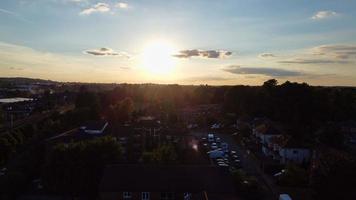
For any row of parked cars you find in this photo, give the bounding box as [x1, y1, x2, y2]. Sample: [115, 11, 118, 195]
[200, 133, 241, 169]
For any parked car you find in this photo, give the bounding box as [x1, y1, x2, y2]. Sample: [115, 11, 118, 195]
[208, 134, 214, 142]
[218, 163, 229, 167]
[274, 169, 286, 177]
[208, 150, 224, 158]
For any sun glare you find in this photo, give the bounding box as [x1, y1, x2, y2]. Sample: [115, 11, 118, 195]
[141, 40, 177, 76]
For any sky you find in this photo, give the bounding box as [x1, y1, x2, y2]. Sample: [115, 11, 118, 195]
[1, 0, 356, 86]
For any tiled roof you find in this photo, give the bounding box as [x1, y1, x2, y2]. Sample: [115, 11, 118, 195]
[99, 165, 235, 193]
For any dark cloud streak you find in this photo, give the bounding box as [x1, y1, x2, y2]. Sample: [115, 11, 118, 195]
[222, 65, 304, 77]
[84, 47, 130, 58]
[173, 49, 232, 59]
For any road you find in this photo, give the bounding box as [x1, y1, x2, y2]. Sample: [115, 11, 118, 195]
[191, 130, 278, 199]
[45, 127, 79, 141]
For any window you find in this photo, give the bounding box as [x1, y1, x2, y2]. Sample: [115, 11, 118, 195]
[123, 192, 132, 199]
[142, 192, 150, 200]
[161, 192, 174, 200]
[183, 193, 192, 200]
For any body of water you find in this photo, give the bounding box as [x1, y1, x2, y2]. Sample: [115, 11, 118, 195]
[0, 98, 33, 103]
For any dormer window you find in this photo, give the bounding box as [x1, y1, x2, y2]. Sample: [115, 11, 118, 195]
[142, 192, 150, 200]
[123, 192, 132, 199]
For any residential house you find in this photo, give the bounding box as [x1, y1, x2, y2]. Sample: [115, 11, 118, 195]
[278, 138, 311, 164]
[253, 122, 311, 164]
[99, 165, 236, 200]
[253, 123, 283, 159]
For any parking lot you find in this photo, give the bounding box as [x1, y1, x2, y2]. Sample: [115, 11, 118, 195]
[199, 133, 242, 171]
[191, 130, 278, 199]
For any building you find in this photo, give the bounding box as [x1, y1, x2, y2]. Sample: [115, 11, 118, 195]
[99, 165, 236, 200]
[252, 121, 311, 164]
[253, 123, 283, 159]
[278, 139, 311, 164]
[80, 120, 108, 134]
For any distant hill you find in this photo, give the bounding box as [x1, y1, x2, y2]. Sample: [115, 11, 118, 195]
[0, 77, 57, 85]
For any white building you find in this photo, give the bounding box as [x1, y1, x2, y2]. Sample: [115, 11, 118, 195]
[80, 121, 108, 134]
[276, 137, 311, 164]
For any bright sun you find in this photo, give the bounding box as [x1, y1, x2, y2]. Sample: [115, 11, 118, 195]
[142, 40, 177, 76]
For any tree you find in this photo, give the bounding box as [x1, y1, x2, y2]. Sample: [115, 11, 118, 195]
[42, 136, 122, 196]
[231, 170, 265, 200]
[317, 123, 345, 149]
[262, 79, 278, 88]
[0, 137, 13, 165]
[277, 164, 308, 187]
[108, 97, 134, 123]
[0, 108, 4, 126]
[152, 144, 178, 163]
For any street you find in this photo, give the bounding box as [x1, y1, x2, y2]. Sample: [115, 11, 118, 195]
[191, 130, 278, 199]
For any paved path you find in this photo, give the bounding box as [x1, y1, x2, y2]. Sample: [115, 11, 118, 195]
[45, 127, 78, 141]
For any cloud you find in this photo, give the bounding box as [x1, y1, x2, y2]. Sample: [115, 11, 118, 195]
[79, 3, 110, 15]
[222, 65, 305, 77]
[311, 10, 338, 20]
[173, 49, 232, 59]
[9, 67, 24, 70]
[84, 47, 130, 58]
[278, 58, 350, 64]
[182, 76, 232, 82]
[278, 44, 356, 65]
[0, 8, 31, 23]
[116, 2, 128, 9]
[259, 53, 276, 58]
[311, 45, 356, 59]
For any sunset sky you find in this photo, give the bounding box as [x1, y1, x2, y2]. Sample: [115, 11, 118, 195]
[1, 0, 356, 85]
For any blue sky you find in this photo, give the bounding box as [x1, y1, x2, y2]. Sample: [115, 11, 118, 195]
[1, 0, 356, 85]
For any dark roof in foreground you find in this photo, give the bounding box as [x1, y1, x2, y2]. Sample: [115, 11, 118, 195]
[99, 165, 235, 193]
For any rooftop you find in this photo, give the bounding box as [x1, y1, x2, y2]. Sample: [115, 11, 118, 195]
[100, 165, 235, 194]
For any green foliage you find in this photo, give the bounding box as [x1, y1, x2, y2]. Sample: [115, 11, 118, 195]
[224, 79, 356, 141]
[231, 170, 265, 200]
[0, 137, 13, 165]
[0, 108, 4, 126]
[278, 164, 308, 187]
[311, 151, 356, 200]
[42, 136, 122, 195]
[108, 97, 134, 123]
[141, 151, 154, 163]
[152, 144, 178, 163]
[0, 170, 27, 196]
[317, 123, 346, 149]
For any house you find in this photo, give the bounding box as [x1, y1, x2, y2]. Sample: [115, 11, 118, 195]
[99, 165, 236, 200]
[278, 138, 311, 164]
[253, 123, 283, 159]
[252, 121, 311, 164]
[135, 116, 161, 136]
[80, 120, 108, 134]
